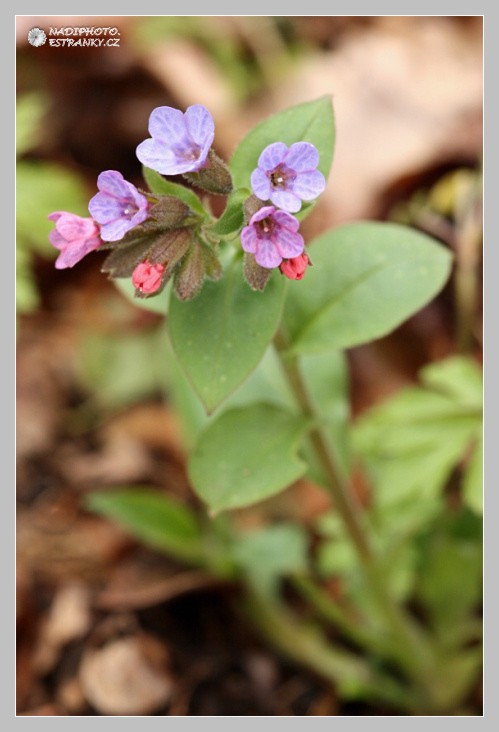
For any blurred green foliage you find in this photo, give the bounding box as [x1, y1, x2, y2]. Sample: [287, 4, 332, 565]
[16, 93, 89, 315]
[316, 355, 482, 635]
[76, 325, 170, 410]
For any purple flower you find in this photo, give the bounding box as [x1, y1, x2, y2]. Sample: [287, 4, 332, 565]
[241, 206, 304, 269]
[136, 105, 215, 176]
[250, 141, 326, 213]
[88, 170, 149, 242]
[48, 211, 101, 269]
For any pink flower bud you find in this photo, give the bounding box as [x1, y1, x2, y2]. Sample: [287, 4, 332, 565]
[279, 253, 310, 280]
[132, 261, 165, 294]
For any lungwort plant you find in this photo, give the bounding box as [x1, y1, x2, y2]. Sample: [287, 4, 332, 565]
[48, 97, 482, 714]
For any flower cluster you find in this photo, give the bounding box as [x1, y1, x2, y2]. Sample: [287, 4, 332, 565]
[242, 141, 325, 280]
[48, 103, 325, 297]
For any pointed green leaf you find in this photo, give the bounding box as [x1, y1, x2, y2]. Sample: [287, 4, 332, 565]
[142, 166, 208, 217]
[230, 97, 335, 192]
[169, 258, 286, 413]
[86, 488, 203, 562]
[286, 222, 452, 354]
[189, 404, 308, 511]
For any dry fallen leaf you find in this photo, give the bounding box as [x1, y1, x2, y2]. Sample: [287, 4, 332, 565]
[79, 634, 173, 715]
[32, 583, 92, 675]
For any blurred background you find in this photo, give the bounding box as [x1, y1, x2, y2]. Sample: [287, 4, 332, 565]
[16, 16, 483, 716]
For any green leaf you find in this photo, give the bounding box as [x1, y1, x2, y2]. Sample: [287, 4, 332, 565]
[420, 356, 482, 407]
[169, 257, 286, 413]
[353, 356, 482, 530]
[86, 488, 202, 562]
[285, 222, 452, 354]
[162, 343, 296, 453]
[188, 403, 308, 512]
[232, 524, 308, 596]
[113, 277, 172, 315]
[416, 510, 482, 641]
[230, 97, 335, 191]
[210, 189, 248, 237]
[463, 435, 483, 514]
[142, 166, 208, 217]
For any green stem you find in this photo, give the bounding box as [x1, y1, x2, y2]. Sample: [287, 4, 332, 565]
[238, 587, 420, 711]
[291, 574, 386, 656]
[273, 328, 435, 684]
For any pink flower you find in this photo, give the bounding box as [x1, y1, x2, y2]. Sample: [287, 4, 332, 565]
[279, 253, 310, 280]
[132, 261, 165, 294]
[240, 205, 304, 269]
[48, 211, 101, 269]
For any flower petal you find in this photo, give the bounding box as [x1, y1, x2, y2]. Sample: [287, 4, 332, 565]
[47, 211, 64, 223]
[273, 229, 304, 259]
[54, 235, 101, 269]
[255, 240, 282, 269]
[130, 208, 149, 229]
[250, 168, 271, 201]
[293, 170, 326, 200]
[48, 228, 66, 250]
[241, 225, 258, 253]
[249, 205, 275, 225]
[99, 218, 134, 242]
[258, 142, 288, 172]
[185, 104, 215, 148]
[273, 210, 300, 232]
[56, 214, 97, 240]
[96, 170, 130, 200]
[270, 189, 302, 213]
[284, 142, 319, 173]
[136, 138, 196, 175]
[148, 106, 187, 144]
[88, 192, 124, 225]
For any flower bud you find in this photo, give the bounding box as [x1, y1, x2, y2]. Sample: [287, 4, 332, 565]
[243, 252, 272, 291]
[132, 261, 165, 295]
[202, 243, 223, 281]
[101, 228, 192, 279]
[243, 194, 265, 223]
[173, 242, 206, 301]
[148, 195, 197, 229]
[279, 253, 310, 280]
